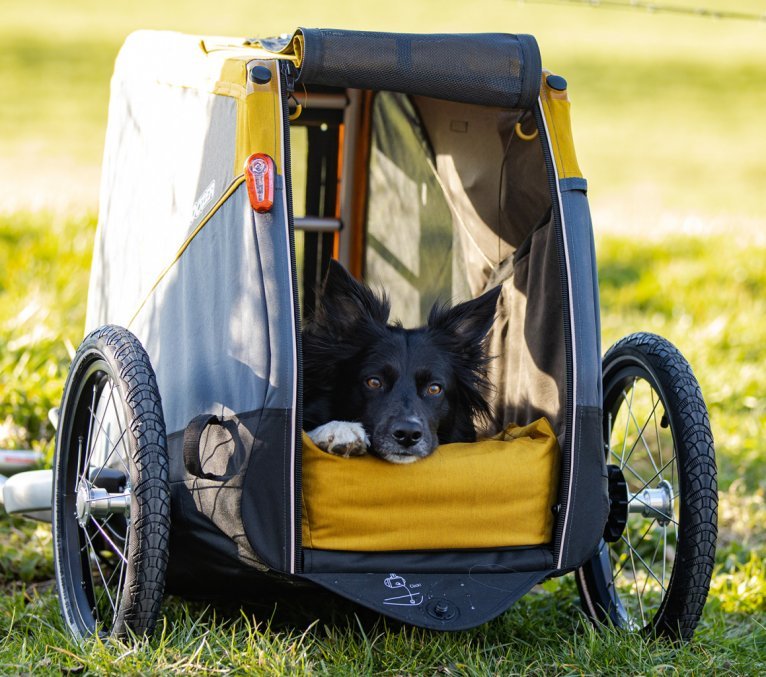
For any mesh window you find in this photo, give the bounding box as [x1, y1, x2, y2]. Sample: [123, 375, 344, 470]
[364, 92, 457, 326]
[296, 29, 541, 110]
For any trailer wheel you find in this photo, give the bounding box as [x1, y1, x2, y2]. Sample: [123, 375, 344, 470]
[52, 325, 170, 639]
[576, 333, 717, 641]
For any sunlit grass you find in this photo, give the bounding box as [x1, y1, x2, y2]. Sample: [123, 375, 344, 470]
[0, 212, 93, 448]
[1, 214, 764, 673]
[0, 554, 763, 674]
[597, 233, 766, 490]
[1, 1, 765, 671]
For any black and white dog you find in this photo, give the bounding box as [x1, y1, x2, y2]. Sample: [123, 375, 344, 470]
[302, 260, 501, 464]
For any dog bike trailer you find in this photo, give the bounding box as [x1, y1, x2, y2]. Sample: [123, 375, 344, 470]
[34, 27, 716, 640]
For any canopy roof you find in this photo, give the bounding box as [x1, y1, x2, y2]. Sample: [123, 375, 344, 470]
[261, 28, 542, 109]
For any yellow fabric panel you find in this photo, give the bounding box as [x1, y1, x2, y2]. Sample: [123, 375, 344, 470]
[301, 418, 560, 551]
[256, 29, 305, 67]
[540, 71, 583, 180]
[238, 78, 283, 175]
[198, 40, 284, 174]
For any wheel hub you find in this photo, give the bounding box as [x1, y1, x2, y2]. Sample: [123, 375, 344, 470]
[75, 478, 131, 526]
[629, 479, 674, 526]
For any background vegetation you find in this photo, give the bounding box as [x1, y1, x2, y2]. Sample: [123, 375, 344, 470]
[1, 0, 764, 673]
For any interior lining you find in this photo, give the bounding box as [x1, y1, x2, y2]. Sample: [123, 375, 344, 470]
[363, 93, 563, 438]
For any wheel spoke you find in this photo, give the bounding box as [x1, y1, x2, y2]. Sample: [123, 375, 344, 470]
[620, 534, 667, 594]
[113, 530, 131, 617]
[81, 382, 117, 482]
[81, 526, 118, 616]
[610, 449, 649, 488]
[88, 518, 129, 566]
[620, 379, 636, 467]
[89, 427, 129, 486]
[608, 517, 658, 584]
[84, 383, 98, 474]
[624, 523, 646, 626]
[662, 524, 667, 589]
[640, 525, 665, 602]
[620, 387, 661, 476]
[83, 380, 130, 483]
[652, 389, 663, 472]
[108, 384, 131, 470]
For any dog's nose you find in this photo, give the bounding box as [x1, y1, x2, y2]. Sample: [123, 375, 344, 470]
[392, 420, 423, 448]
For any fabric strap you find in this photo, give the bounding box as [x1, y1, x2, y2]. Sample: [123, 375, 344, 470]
[183, 414, 221, 479]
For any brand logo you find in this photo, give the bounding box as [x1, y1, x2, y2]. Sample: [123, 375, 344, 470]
[189, 180, 216, 224]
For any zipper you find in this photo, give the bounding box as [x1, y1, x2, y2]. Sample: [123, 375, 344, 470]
[534, 100, 575, 570]
[279, 59, 304, 573]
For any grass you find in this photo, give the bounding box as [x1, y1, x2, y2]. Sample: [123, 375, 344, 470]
[1, 217, 764, 674]
[0, 556, 763, 674]
[0, 212, 93, 452]
[1, 0, 765, 673]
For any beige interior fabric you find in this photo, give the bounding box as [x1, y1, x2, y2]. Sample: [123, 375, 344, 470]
[412, 97, 562, 436]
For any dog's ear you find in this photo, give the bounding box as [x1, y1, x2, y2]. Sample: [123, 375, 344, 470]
[313, 259, 390, 332]
[427, 286, 502, 344]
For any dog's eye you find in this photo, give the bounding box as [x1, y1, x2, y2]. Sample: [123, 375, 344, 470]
[365, 377, 383, 390]
[427, 383, 443, 396]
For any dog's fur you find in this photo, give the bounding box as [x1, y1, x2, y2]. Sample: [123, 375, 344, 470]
[302, 260, 501, 463]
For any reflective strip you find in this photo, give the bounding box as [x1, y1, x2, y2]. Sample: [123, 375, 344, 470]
[273, 71, 299, 575]
[538, 97, 578, 571]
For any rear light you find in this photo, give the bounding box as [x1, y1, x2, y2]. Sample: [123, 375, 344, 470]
[244, 153, 275, 213]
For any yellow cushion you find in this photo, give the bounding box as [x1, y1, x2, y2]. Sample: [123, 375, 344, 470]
[301, 417, 560, 551]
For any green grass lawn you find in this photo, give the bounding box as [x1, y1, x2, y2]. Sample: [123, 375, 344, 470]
[1, 1, 765, 673]
[1, 217, 764, 675]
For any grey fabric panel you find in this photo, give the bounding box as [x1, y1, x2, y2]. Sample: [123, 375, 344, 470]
[131, 184, 294, 435]
[559, 177, 601, 408]
[487, 218, 567, 437]
[87, 85, 238, 331]
[165, 407, 296, 574]
[241, 408, 296, 571]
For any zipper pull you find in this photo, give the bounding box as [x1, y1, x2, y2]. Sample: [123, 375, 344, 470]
[280, 60, 297, 93]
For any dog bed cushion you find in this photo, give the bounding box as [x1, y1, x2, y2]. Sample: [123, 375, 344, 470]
[301, 417, 560, 551]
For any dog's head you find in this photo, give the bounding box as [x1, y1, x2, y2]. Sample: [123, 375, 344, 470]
[303, 261, 501, 463]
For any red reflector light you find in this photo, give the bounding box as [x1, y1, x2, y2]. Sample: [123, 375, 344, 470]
[244, 153, 275, 213]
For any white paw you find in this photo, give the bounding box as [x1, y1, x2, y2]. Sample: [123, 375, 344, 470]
[307, 421, 370, 458]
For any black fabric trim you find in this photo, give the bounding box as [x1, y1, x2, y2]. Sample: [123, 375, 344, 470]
[556, 405, 608, 569]
[240, 408, 296, 572]
[303, 546, 554, 574]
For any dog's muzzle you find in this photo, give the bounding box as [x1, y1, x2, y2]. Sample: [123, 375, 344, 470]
[371, 417, 436, 463]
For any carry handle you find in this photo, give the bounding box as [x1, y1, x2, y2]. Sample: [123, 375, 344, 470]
[183, 414, 221, 480]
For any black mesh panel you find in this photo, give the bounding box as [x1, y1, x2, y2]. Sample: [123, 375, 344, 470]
[296, 29, 541, 109]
